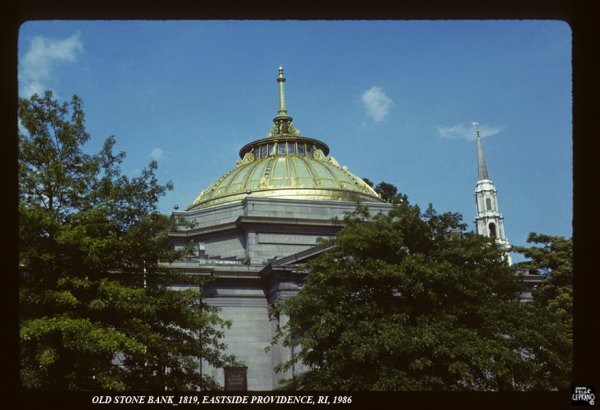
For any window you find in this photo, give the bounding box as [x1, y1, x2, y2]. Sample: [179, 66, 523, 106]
[278, 142, 286, 155]
[254, 147, 261, 159]
[486, 198, 492, 211]
[288, 142, 296, 155]
[269, 144, 276, 156]
[489, 222, 497, 238]
[197, 242, 206, 258]
[297, 144, 305, 156]
[260, 145, 267, 158]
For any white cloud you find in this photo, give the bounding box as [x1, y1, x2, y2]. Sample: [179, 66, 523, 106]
[438, 122, 500, 141]
[150, 148, 164, 160]
[361, 86, 393, 122]
[19, 32, 83, 97]
[21, 81, 45, 98]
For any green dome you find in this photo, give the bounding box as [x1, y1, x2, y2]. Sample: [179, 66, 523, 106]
[187, 140, 381, 210]
[186, 68, 383, 211]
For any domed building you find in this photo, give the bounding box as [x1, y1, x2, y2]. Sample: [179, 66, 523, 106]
[187, 68, 381, 211]
[168, 68, 390, 390]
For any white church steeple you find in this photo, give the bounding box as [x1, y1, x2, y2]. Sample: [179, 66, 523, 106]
[473, 122, 512, 265]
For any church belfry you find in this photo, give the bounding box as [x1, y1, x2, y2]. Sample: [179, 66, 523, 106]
[473, 122, 512, 265]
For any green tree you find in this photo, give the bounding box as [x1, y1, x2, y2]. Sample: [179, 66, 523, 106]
[273, 199, 571, 391]
[513, 233, 573, 322]
[512, 233, 573, 387]
[19, 91, 235, 390]
[362, 178, 403, 203]
[374, 181, 399, 202]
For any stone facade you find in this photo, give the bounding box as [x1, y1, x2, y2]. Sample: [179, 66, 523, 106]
[168, 197, 391, 390]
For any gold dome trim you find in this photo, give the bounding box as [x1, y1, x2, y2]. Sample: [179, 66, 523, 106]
[187, 155, 381, 211]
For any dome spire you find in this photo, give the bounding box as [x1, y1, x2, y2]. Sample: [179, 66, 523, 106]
[269, 66, 300, 137]
[277, 66, 287, 116]
[474, 121, 489, 180]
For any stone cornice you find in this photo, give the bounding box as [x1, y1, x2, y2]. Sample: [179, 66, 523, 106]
[169, 215, 343, 239]
[169, 221, 239, 238]
[164, 261, 263, 276]
[235, 215, 342, 234]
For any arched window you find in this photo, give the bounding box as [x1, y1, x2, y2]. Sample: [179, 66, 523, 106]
[486, 198, 492, 211]
[488, 222, 497, 238]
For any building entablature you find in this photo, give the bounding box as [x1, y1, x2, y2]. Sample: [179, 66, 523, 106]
[475, 212, 505, 220]
[474, 180, 497, 192]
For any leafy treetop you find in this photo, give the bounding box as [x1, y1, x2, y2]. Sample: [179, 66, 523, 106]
[19, 91, 236, 391]
[273, 197, 572, 391]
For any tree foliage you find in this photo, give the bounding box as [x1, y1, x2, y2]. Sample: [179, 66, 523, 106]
[513, 233, 573, 386]
[273, 198, 572, 391]
[514, 233, 573, 323]
[363, 178, 403, 203]
[19, 91, 235, 390]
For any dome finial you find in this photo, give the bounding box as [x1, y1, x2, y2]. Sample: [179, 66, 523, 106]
[277, 66, 287, 116]
[269, 66, 300, 137]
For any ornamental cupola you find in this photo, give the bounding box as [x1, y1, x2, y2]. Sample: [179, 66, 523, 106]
[187, 68, 383, 211]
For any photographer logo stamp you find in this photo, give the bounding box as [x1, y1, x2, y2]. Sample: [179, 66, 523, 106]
[572, 386, 595, 406]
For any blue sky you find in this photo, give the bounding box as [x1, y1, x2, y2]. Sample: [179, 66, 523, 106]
[17, 20, 572, 261]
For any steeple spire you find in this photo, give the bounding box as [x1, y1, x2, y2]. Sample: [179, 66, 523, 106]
[474, 121, 489, 180]
[472, 121, 511, 265]
[269, 66, 300, 137]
